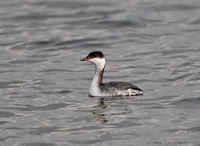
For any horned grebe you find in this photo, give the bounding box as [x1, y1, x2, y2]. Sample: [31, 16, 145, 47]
[81, 51, 143, 97]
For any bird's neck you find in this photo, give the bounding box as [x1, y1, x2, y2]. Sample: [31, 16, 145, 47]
[95, 67, 104, 85]
[92, 66, 104, 86]
[89, 67, 104, 97]
[89, 59, 105, 96]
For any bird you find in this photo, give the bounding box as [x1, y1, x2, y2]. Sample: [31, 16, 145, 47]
[81, 51, 143, 97]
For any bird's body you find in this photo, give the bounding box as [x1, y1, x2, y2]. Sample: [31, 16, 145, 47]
[81, 51, 143, 97]
[99, 81, 143, 96]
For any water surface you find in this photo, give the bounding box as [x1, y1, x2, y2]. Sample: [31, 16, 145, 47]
[0, 0, 200, 146]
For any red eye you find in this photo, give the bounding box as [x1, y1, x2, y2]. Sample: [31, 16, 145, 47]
[87, 56, 95, 59]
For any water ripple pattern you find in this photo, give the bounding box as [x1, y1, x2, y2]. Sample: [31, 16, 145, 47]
[0, 0, 200, 146]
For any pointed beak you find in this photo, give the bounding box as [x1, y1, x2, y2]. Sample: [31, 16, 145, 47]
[80, 57, 88, 61]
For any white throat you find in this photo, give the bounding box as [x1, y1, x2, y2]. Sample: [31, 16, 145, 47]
[89, 58, 105, 71]
[89, 57, 105, 96]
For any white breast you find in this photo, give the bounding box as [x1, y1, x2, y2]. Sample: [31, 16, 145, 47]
[89, 85, 100, 96]
[89, 72, 101, 96]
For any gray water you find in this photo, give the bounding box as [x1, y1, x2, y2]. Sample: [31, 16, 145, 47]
[0, 0, 200, 146]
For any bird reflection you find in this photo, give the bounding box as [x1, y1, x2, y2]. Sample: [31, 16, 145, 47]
[92, 97, 131, 124]
[92, 98, 109, 124]
[98, 98, 107, 108]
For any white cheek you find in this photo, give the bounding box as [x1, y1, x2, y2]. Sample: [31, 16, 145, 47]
[90, 58, 105, 70]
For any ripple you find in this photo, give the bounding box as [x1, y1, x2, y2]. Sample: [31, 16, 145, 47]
[150, 4, 200, 12]
[33, 1, 113, 9]
[28, 53, 59, 59]
[0, 69, 19, 74]
[9, 40, 55, 51]
[54, 37, 109, 49]
[161, 48, 200, 56]
[165, 73, 193, 82]
[190, 18, 200, 25]
[8, 58, 47, 65]
[59, 125, 103, 133]
[42, 89, 71, 95]
[97, 19, 146, 28]
[9, 95, 38, 99]
[0, 136, 18, 142]
[171, 97, 200, 109]
[0, 121, 8, 125]
[2, 103, 68, 111]
[68, 132, 131, 145]
[165, 126, 200, 133]
[188, 126, 200, 133]
[0, 80, 47, 89]
[22, 142, 55, 146]
[188, 74, 200, 82]
[110, 120, 142, 128]
[0, 111, 15, 118]
[126, 51, 160, 57]
[0, 80, 26, 89]
[55, 38, 98, 46]
[38, 69, 75, 73]
[68, 139, 102, 145]
[28, 126, 60, 135]
[174, 97, 200, 104]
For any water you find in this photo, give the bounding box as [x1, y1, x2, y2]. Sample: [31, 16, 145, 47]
[0, 0, 200, 145]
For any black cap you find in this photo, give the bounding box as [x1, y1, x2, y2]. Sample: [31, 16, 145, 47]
[81, 51, 104, 61]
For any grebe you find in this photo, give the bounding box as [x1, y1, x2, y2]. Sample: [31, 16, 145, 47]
[81, 51, 143, 97]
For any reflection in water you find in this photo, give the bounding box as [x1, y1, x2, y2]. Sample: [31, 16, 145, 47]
[91, 97, 133, 124]
[92, 98, 109, 124]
